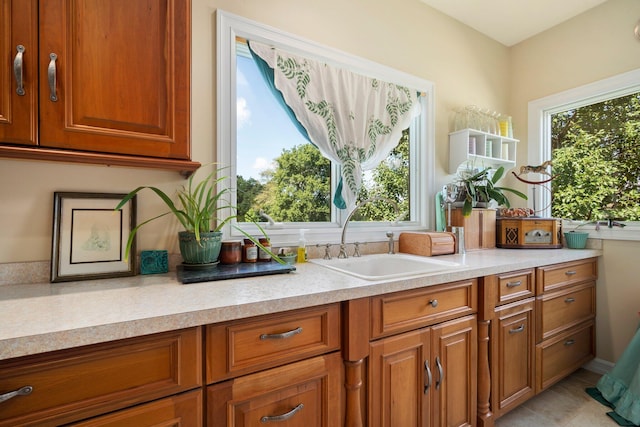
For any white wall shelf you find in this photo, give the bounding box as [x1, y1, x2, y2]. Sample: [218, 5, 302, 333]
[449, 128, 518, 174]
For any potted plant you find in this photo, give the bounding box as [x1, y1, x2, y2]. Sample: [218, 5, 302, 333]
[457, 166, 528, 216]
[116, 164, 281, 265]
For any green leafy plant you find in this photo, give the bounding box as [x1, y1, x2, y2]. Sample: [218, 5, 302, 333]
[457, 166, 528, 216]
[115, 164, 282, 264]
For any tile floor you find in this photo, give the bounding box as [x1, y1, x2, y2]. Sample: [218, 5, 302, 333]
[495, 368, 624, 427]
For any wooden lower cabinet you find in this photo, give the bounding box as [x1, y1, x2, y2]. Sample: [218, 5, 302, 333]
[207, 352, 343, 426]
[0, 327, 202, 427]
[479, 258, 597, 426]
[490, 298, 535, 417]
[369, 315, 477, 427]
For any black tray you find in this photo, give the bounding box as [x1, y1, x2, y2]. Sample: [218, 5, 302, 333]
[177, 261, 295, 284]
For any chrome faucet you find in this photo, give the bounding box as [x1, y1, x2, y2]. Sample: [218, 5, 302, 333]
[339, 196, 400, 259]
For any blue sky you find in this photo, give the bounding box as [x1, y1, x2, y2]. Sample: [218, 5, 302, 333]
[236, 55, 308, 181]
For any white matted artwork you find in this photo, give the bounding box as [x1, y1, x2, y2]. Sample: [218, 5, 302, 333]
[51, 192, 136, 282]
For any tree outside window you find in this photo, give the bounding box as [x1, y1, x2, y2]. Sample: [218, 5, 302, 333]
[551, 93, 640, 221]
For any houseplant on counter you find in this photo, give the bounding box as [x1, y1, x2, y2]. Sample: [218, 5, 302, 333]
[116, 164, 281, 266]
[457, 166, 528, 216]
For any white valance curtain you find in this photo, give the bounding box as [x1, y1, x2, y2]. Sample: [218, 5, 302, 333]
[248, 40, 421, 212]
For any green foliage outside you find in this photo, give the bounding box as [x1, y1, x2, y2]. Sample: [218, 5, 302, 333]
[237, 130, 409, 222]
[551, 93, 640, 221]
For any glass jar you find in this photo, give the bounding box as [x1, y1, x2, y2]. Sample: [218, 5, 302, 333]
[220, 240, 242, 264]
[242, 238, 258, 263]
[258, 237, 272, 262]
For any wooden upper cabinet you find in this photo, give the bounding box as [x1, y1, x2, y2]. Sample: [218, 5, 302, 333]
[39, 0, 190, 159]
[0, 0, 38, 146]
[1, 0, 198, 174]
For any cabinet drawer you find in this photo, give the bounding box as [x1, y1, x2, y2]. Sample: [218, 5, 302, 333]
[206, 304, 341, 383]
[0, 327, 202, 427]
[207, 352, 343, 426]
[536, 321, 594, 392]
[536, 258, 597, 294]
[497, 269, 535, 306]
[371, 279, 477, 338]
[537, 283, 595, 342]
[69, 390, 202, 427]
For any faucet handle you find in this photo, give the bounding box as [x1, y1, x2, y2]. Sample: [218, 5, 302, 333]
[353, 242, 361, 257]
[338, 244, 348, 259]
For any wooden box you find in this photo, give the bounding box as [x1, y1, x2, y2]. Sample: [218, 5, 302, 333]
[448, 208, 496, 250]
[398, 232, 455, 256]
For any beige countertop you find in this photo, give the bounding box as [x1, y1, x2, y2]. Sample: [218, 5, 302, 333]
[0, 248, 601, 361]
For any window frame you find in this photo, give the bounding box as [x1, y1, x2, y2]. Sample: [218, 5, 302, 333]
[216, 10, 435, 246]
[527, 67, 640, 239]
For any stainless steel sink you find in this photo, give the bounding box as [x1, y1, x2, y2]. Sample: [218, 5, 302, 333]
[309, 253, 460, 280]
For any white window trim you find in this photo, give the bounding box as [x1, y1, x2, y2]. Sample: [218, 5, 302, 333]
[527, 68, 640, 241]
[216, 10, 435, 247]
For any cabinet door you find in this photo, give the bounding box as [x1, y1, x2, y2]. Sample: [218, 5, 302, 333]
[492, 299, 535, 417]
[431, 315, 477, 427]
[0, 0, 38, 145]
[38, 0, 190, 159]
[369, 328, 431, 427]
[207, 352, 343, 427]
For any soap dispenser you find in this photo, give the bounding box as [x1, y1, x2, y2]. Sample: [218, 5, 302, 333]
[297, 229, 308, 263]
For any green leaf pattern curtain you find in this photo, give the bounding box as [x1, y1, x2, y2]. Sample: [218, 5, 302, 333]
[249, 40, 421, 211]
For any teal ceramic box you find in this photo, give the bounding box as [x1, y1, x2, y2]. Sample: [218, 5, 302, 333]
[140, 250, 169, 274]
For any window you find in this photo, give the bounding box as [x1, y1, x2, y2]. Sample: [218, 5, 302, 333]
[528, 68, 640, 222]
[217, 11, 435, 246]
[550, 93, 640, 221]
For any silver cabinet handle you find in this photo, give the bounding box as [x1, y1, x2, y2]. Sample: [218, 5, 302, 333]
[261, 403, 303, 422]
[260, 326, 302, 340]
[565, 270, 577, 276]
[48, 53, 58, 102]
[565, 297, 576, 303]
[509, 324, 525, 334]
[424, 360, 432, 395]
[13, 45, 25, 96]
[429, 299, 438, 308]
[506, 280, 522, 288]
[0, 385, 33, 404]
[564, 339, 575, 346]
[435, 356, 444, 390]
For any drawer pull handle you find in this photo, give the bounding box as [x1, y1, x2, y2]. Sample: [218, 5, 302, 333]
[14, 45, 25, 96]
[0, 385, 33, 404]
[565, 270, 577, 276]
[260, 326, 302, 340]
[435, 356, 444, 390]
[506, 280, 522, 288]
[509, 324, 525, 334]
[424, 360, 432, 395]
[261, 403, 304, 422]
[428, 299, 438, 308]
[565, 297, 576, 303]
[48, 53, 58, 102]
[565, 339, 576, 346]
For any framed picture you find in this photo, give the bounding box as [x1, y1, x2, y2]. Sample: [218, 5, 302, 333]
[51, 192, 136, 282]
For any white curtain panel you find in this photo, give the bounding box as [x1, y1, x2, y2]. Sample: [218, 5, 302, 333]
[249, 41, 421, 212]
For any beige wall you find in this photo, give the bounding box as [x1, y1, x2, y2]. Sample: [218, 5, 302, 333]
[0, 0, 637, 362]
[508, 0, 640, 363]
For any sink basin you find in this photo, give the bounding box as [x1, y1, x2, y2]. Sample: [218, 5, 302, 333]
[309, 253, 460, 280]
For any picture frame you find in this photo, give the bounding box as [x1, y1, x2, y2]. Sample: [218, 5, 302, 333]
[51, 192, 136, 283]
